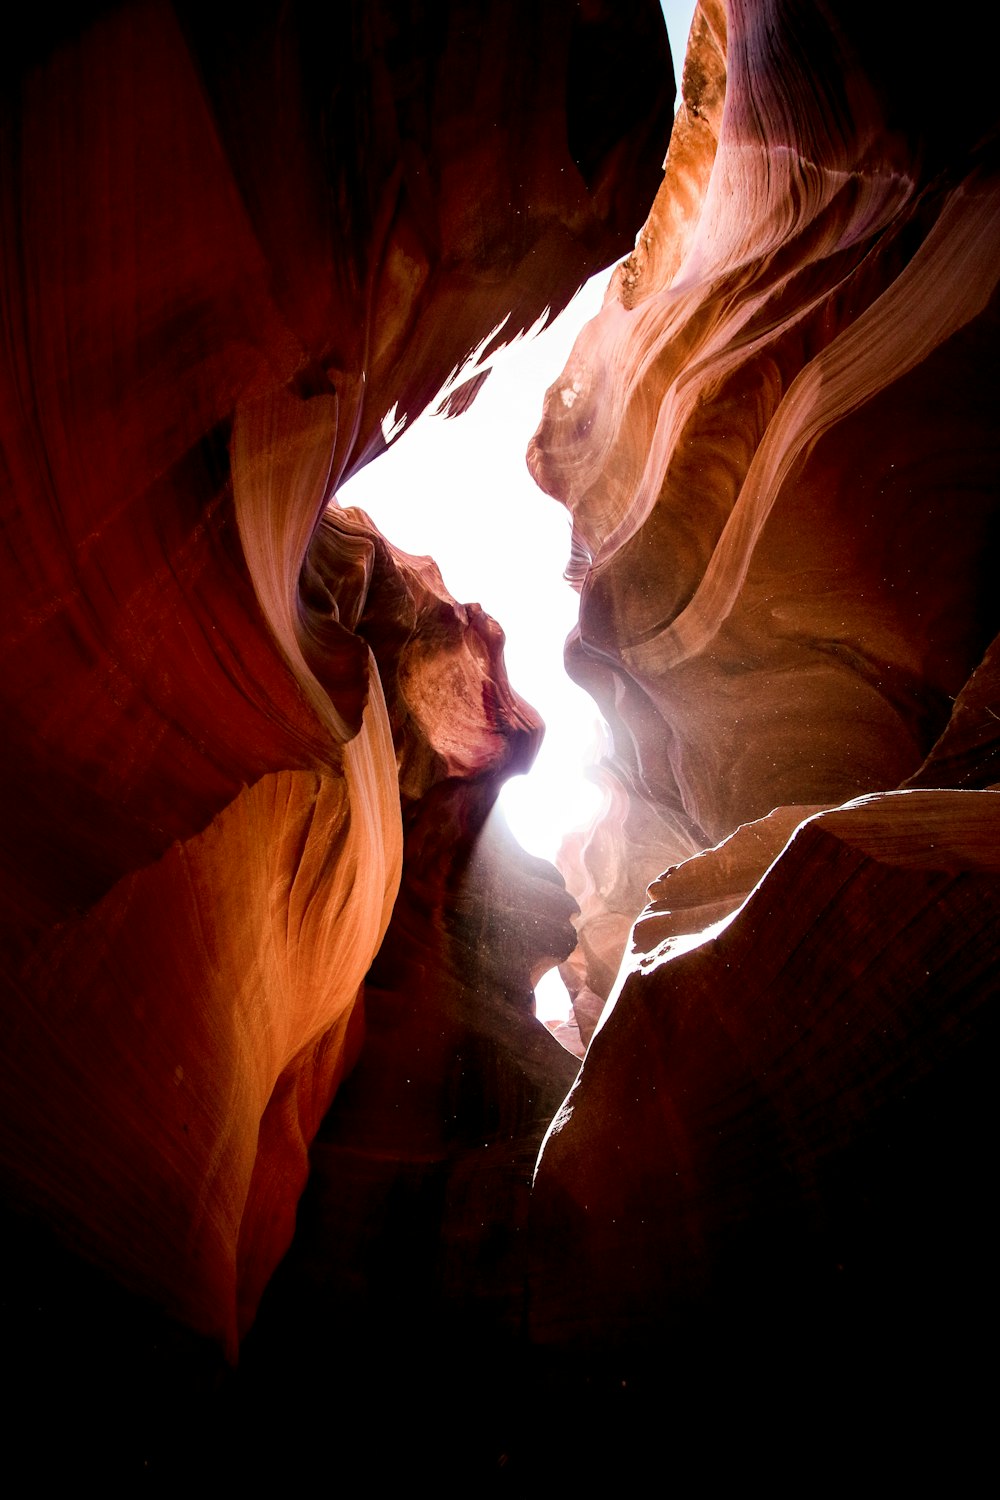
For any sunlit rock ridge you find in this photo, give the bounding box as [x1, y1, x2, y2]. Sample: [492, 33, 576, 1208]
[1, 0, 996, 1484]
[526, 0, 999, 1477]
[0, 0, 669, 1462]
[532, 0, 1000, 1038]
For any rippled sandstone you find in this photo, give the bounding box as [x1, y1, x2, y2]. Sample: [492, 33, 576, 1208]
[526, 0, 1000, 1476]
[4, 0, 997, 1483]
[0, 0, 671, 1437]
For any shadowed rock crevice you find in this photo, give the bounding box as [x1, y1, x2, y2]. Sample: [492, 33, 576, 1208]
[2, 0, 998, 1485]
[0, 1, 671, 1470]
[520, 1, 999, 1476]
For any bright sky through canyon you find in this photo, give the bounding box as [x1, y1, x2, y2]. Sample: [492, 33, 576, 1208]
[340, 277, 608, 859]
[341, 2, 695, 1021]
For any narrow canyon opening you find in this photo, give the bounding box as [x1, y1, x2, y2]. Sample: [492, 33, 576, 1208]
[3, 0, 997, 1487]
[339, 273, 610, 1032]
[339, 1, 700, 1040]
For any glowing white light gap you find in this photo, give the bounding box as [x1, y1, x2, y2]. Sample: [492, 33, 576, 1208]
[341, 2, 697, 1026]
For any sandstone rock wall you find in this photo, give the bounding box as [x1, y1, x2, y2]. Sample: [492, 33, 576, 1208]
[530, 0, 1000, 1026]
[0, 0, 671, 1365]
[525, 3, 1000, 1470]
[3, 0, 997, 1483]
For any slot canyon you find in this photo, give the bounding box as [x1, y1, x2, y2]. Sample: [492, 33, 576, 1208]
[2, 0, 997, 1483]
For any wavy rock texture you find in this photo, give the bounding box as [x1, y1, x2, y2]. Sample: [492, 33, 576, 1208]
[240, 791, 580, 1473]
[525, 0, 1000, 1476]
[0, 0, 672, 1388]
[6, 0, 995, 1483]
[236, 533, 581, 1480]
[531, 0, 1000, 1018]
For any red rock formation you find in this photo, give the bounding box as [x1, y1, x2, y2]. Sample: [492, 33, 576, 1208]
[535, 789, 1000, 1326]
[236, 536, 582, 1479]
[530, 790, 1000, 1481]
[524, 0, 1000, 1473]
[0, 0, 672, 1373]
[7, 0, 995, 1482]
[531, 0, 1000, 1018]
[240, 790, 580, 1463]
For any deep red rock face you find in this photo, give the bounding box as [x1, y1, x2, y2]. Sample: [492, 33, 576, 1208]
[525, 0, 1000, 1443]
[0, 0, 672, 1358]
[534, 789, 1000, 1320]
[530, 0, 1000, 1017]
[6, 0, 996, 1478]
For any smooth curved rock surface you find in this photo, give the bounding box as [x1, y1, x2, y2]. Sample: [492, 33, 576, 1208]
[0, 0, 671, 1358]
[5, 0, 996, 1483]
[518, 10, 999, 1476]
[534, 0, 1000, 1021]
[243, 794, 580, 1424]
[532, 790, 1000, 1346]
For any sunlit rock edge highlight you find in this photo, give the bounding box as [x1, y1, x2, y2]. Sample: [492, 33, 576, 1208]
[524, 0, 1000, 1456]
[1, 0, 997, 1482]
[0, 0, 671, 1407]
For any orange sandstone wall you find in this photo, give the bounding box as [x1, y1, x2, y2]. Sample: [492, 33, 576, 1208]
[0, 0, 672, 1356]
[530, 0, 1000, 1030]
[525, 5, 1000, 1468]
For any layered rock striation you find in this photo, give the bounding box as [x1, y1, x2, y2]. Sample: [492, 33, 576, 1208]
[0, 0, 671, 1368]
[3, 0, 998, 1481]
[530, 0, 1000, 1023]
[526, 0, 1000, 1458]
